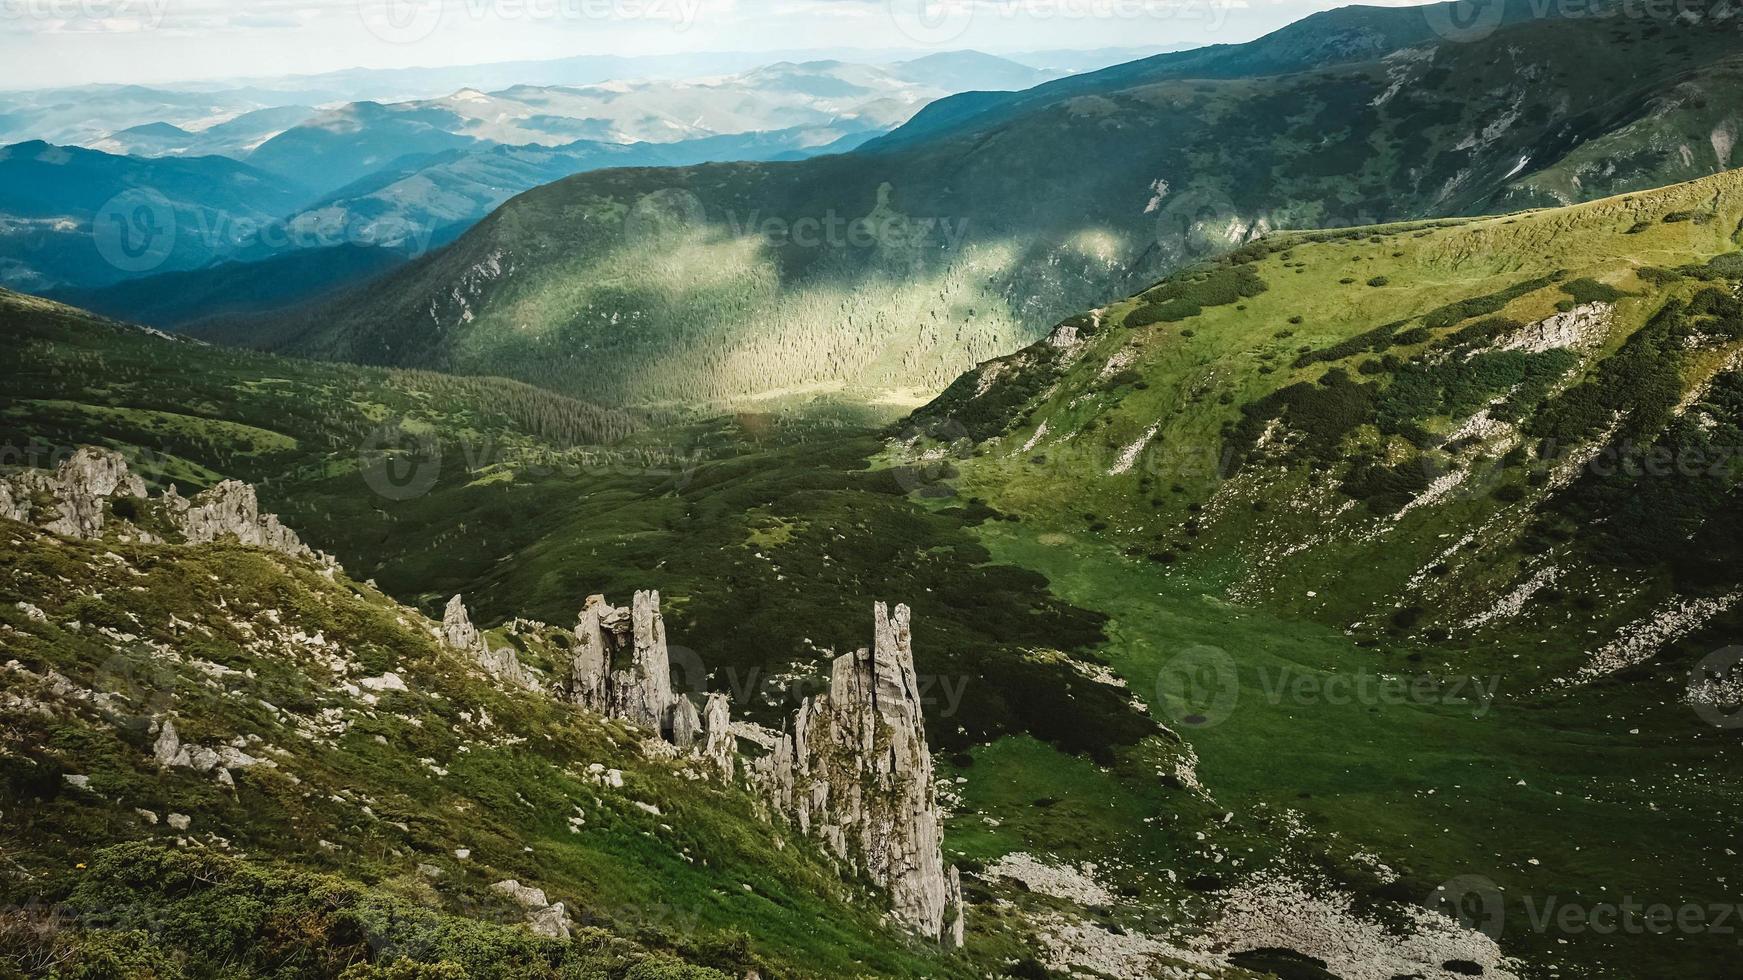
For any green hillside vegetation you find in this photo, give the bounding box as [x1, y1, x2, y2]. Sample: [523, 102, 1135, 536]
[0, 294, 1539, 977]
[885, 166, 1743, 978]
[9, 249, 1743, 975]
[911, 166, 1743, 682]
[0, 516, 968, 979]
[0, 291, 1146, 758]
[242, 5, 1743, 414]
[0, 290, 640, 493]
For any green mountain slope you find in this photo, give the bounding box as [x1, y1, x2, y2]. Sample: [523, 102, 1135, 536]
[253, 2, 1743, 412]
[0, 289, 639, 495]
[0, 483, 969, 979]
[9, 286, 1743, 978]
[910, 166, 1743, 689]
[0, 289, 1144, 758]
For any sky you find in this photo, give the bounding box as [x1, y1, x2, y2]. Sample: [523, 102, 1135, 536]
[0, 0, 1391, 89]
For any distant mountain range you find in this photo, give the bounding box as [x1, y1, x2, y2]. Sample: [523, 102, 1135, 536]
[1, 50, 1081, 320]
[0, 140, 314, 292]
[239, 0, 1743, 412]
[0, 47, 1159, 150]
[241, 54, 1056, 197]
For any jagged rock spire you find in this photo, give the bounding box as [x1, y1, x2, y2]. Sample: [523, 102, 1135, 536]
[561, 591, 963, 945]
[568, 591, 677, 733]
[750, 601, 964, 945]
[443, 594, 482, 651]
[442, 594, 539, 691]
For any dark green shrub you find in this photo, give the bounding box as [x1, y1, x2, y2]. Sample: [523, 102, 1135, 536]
[1560, 277, 1627, 305]
[1421, 273, 1561, 329]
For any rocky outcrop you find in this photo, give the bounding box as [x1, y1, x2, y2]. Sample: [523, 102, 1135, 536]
[945, 866, 965, 947]
[152, 718, 269, 790]
[0, 447, 335, 568]
[1494, 302, 1612, 353]
[560, 592, 960, 943]
[440, 595, 540, 691]
[163, 480, 331, 565]
[698, 692, 735, 779]
[745, 602, 963, 945]
[566, 592, 737, 776]
[0, 446, 146, 538]
[568, 592, 681, 735]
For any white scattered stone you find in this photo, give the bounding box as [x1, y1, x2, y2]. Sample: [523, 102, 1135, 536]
[359, 672, 408, 693]
[984, 852, 1115, 906]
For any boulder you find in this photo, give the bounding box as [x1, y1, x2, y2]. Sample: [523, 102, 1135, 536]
[492, 879, 572, 940]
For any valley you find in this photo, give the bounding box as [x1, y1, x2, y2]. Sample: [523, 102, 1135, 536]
[5, 4, 1743, 979]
